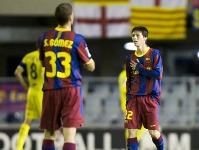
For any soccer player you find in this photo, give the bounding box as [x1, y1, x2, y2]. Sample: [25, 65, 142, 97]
[14, 40, 44, 150]
[124, 26, 164, 150]
[118, 61, 145, 142]
[39, 3, 95, 150]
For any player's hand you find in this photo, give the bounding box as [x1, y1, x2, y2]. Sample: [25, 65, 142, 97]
[130, 59, 139, 70]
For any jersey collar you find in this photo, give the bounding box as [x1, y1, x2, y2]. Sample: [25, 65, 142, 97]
[55, 27, 71, 31]
[135, 46, 150, 57]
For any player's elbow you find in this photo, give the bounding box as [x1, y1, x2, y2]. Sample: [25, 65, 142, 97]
[14, 67, 23, 77]
[153, 72, 162, 79]
[14, 70, 18, 77]
[14, 71, 21, 79]
[153, 68, 162, 78]
[157, 73, 163, 79]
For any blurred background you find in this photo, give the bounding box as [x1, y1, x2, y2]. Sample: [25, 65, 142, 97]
[0, 0, 199, 149]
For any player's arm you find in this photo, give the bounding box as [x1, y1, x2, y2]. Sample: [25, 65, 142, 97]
[134, 51, 162, 78]
[14, 66, 28, 91]
[76, 35, 95, 72]
[83, 58, 95, 72]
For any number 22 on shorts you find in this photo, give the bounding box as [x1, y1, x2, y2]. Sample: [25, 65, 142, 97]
[125, 111, 133, 120]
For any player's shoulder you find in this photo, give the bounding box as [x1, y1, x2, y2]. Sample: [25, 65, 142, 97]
[27, 50, 39, 56]
[74, 32, 86, 41]
[126, 51, 135, 59]
[126, 52, 132, 57]
[40, 28, 57, 38]
[42, 29, 53, 35]
[120, 70, 126, 76]
[125, 53, 131, 64]
[24, 50, 39, 58]
[150, 48, 161, 56]
[147, 47, 160, 55]
[76, 33, 85, 39]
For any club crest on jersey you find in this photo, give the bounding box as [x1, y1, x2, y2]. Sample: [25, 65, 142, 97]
[145, 58, 151, 63]
[146, 67, 152, 70]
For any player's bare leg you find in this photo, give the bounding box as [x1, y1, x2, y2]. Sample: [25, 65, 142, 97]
[127, 129, 139, 150]
[148, 130, 164, 150]
[42, 129, 56, 150]
[62, 127, 76, 150]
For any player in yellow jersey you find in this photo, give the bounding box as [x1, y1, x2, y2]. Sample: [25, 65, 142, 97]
[14, 41, 44, 150]
[118, 43, 145, 142]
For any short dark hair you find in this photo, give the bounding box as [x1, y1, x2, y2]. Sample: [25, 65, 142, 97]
[132, 26, 148, 38]
[55, 3, 72, 26]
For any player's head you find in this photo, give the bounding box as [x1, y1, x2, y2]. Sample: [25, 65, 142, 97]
[55, 3, 74, 26]
[132, 26, 148, 38]
[131, 26, 148, 45]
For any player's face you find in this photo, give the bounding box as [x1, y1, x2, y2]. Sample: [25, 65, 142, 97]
[131, 31, 146, 47]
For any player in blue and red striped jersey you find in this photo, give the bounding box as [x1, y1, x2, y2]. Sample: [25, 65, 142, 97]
[124, 26, 164, 150]
[39, 3, 95, 150]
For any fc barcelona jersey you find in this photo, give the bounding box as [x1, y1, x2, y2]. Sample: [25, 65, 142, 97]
[39, 27, 92, 90]
[126, 47, 163, 100]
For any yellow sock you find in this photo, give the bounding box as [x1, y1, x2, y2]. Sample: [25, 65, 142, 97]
[17, 123, 30, 150]
[125, 129, 128, 140]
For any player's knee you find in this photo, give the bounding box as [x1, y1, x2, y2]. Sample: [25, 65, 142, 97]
[148, 130, 160, 139]
[128, 129, 138, 138]
[44, 129, 56, 139]
[24, 119, 33, 125]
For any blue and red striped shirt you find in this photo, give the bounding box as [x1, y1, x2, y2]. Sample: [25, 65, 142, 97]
[126, 47, 163, 102]
[39, 27, 92, 90]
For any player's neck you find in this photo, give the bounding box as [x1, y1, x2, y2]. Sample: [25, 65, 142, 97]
[57, 24, 71, 30]
[136, 44, 148, 55]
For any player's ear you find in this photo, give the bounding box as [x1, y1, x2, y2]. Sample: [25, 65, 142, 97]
[144, 36, 147, 42]
[70, 12, 74, 24]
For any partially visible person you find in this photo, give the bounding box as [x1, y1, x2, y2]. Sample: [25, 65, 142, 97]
[14, 39, 44, 150]
[187, 53, 199, 76]
[125, 26, 164, 150]
[118, 61, 127, 114]
[39, 3, 95, 150]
